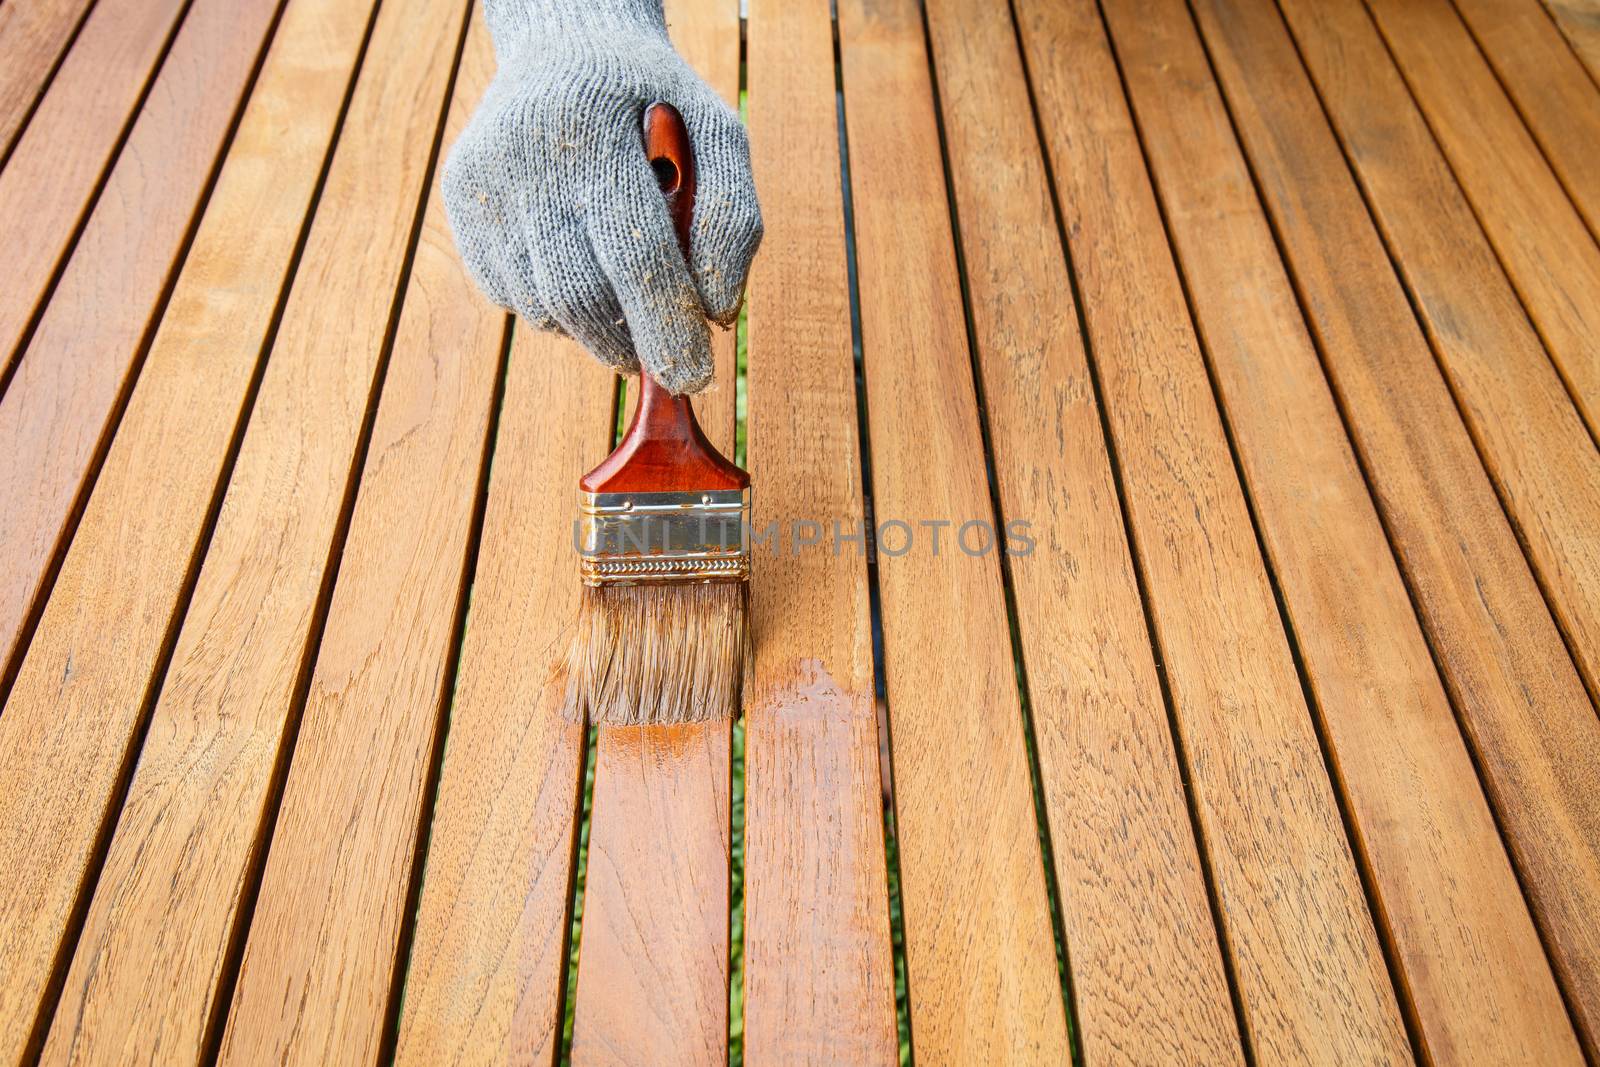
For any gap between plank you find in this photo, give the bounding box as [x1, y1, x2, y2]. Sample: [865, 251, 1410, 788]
[832, 13, 915, 1062]
[1197, 0, 1597, 1041]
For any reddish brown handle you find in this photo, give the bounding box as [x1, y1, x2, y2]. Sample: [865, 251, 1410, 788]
[578, 103, 747, 494]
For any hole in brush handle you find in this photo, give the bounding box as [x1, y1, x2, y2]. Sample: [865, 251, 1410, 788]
[576, 103, 747, 494]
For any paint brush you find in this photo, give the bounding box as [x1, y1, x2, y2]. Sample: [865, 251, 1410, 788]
[564, 101, 751, 727]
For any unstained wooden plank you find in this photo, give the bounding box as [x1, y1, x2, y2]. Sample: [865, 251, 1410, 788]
[835, 0, 1072, 1058]
[196, 1, 476, 1062]
[1013, 0, 1412, 1060]
[919, 0, 1242, 1061]
[1100, 0, 1583, 1059]
[1271, 0, 1600, 747]
[1361, 0, 1600, 443]
[741, 0, 898, 1060]
[0, 0, 190, 379]
[392, 324, 606, 1066]
[1196, 0, 1600, 1051]
[28, 0, 386, 1058]
[1453, 0, 1600, 239]
[1542, 0, 1600, 86]
[0, 0, 96, 163]
[0, 0, 297, 1054]
[0, 0, 282, 694]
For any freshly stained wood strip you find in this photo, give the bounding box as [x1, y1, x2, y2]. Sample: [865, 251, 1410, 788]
[1541, 0, 1600, 94]
[1359, 0, 1600, 441]
[740, 0, 898, 1059]
[1195, 0, 1600, 1050]
[185, 1, 473, 1061]
[1454, 0, 1600, 239]
[834, 0, 1072, 1058]
[1013, 0, 1411, 1060]
[0, 0, 281, 695]
[918, 0, 1241, 1061]
[0, 0, 96, 162]
[0, 0, 189, 379]
[1274, 0, 1600, 732]
[572, 726, 732, 1066]
[1099, 0, 1582, 1059]
[570, 2, 738, 1061]
[0, 0, 299, 1052]
[392, 331, 608, 1066]
[30, 0, 384, 1057]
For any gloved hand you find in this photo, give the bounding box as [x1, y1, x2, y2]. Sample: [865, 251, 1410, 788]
[442, 0, 762, 395]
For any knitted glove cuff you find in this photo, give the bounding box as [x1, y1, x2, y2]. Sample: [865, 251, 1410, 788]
[484, 0, 668, 51]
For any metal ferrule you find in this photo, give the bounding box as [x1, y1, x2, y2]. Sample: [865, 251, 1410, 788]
[577, 488, 751, 586]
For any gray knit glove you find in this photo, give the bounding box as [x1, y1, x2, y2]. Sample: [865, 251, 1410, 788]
[442, 0, 761, 394]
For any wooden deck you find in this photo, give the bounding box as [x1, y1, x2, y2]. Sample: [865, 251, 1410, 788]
[1, 0, 1598, 1061]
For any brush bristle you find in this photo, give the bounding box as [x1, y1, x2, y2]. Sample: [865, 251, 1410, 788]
[564, 582, 749, 726]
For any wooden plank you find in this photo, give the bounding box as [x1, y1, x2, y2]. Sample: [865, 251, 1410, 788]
[834, 0, 1072, 1059]
[191, 2, 476, 1062]
[569, 3, 740, 1062]
[1271, 0, 1600, 729]
[1542, 0, 1600, 86]
[0, 0, 283, 690]
[0, 0, 301, 1053]
[918, 0, 1241, 1061]
[740, 0, 898, 1060]
[0, 0, 190, 380]
[391, 327, 604, 1066]
[1359, 0, 1600, 441]
[1195, 0, 1600, 1051]
[572, 727, 731, 1065]
[1012, 0, 1412, 1060]
[1453, 0, 1600, 239]
[0, 0, 96, 163]
[1099, 0, 1583, 1060]
[28, 0, 384, 1058]
[46, 1, 485, 1059]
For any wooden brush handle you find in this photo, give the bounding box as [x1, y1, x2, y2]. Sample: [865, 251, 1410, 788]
[580, 102, 748, 494]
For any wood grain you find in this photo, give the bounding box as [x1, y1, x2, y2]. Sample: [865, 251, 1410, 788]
[0, 0, 189, 379]
[1453, 0, 1600, 240]
[1196, 0, 1600, 1051]
[835, 0, 1072, 1059]
[1543, 0, 1600, 79]
[1358, 0, 1600, 442]
[571, 727, 731, 1066]
[740, 0, 898, 1060]
[392, 327, 608, 1066]
[0, 0, 303, 1055]
[919, 0, 1242, 1061]
[29, 0, 385, 1059]
[0, 0, 281, 694]
[0, 0, 96, 163]
[1100, 0, 1583, 1059]
[193, 2, 478, 1062]
[1013, 0, 1411, 1061]
[1272, 0, 1600, 734]
[569, 3, 739, 1061]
